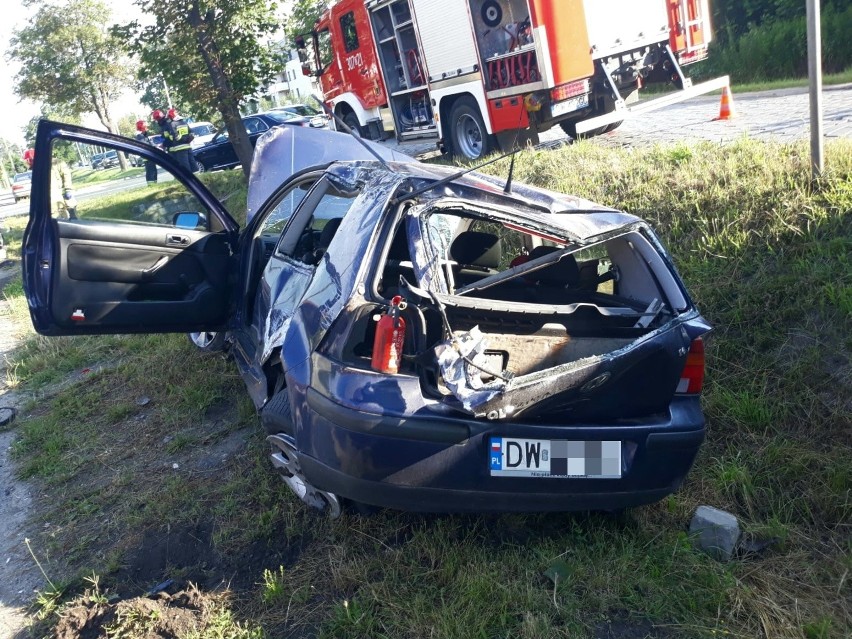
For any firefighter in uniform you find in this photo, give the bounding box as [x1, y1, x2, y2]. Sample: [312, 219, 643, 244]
[51, 156, 77, 219]
[135, 119, 159, 184]
[152, 108, 195, 173]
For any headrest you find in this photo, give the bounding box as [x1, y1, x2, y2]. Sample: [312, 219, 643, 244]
[387, 228, 410, 261]
[528, 245, 579, 286]
[450, 231, 502, 269]
[318, 217, 343, 248]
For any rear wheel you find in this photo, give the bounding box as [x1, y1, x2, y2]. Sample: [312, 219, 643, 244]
[559, 115, 622, 140]
[342, 112, 363, 138]
[187, 331, 225, 352]
[448, 97, 492, 161]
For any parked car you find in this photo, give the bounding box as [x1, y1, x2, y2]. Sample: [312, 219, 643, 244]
[270, 103, 329, 128]
[12, 171, 32, 203]
[192, 112, 312, 172]
[188, 121, 217, 149]
[91, 150, 119, 170]
[102, 150, 120, 169]
[23, 121, 710, 517]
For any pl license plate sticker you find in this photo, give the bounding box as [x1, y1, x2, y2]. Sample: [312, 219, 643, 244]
[489, 438, 621, 478]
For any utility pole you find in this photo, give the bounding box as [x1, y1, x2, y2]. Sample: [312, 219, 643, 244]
[806, 0, 824, 179]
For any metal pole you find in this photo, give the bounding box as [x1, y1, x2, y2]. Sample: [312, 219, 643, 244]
[806, 0, 824, 179]
[162, 75, 173, 110]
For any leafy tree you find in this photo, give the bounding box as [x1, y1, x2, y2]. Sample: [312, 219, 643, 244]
[121, 0, 282, 176]
[134, 76, 212, 123]
[9, 0, 132, 169]
[24, 109, 81, 148]
[283, 0, 327, 45]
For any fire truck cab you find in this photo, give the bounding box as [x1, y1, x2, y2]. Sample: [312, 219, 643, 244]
[305, 0, 713, 159]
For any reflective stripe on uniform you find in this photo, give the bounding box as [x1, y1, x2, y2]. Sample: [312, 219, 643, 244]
[169, 144, 192, 152]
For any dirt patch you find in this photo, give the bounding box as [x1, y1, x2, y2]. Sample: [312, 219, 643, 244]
[53, 586, 230, 639]
[592, 611, 676, 639]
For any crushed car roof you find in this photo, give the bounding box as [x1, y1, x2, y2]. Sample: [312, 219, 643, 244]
[247, 126, 415, 220]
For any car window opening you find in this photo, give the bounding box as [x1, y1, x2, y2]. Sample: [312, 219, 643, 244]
[355, 206, 691, 419]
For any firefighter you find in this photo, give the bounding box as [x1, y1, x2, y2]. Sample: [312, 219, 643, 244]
[152, 108, 195, 173]
[50, 155, 77, 220]
[135, 119, 159, 185]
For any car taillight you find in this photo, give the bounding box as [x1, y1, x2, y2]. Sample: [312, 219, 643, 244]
[676, 338, 705, 394]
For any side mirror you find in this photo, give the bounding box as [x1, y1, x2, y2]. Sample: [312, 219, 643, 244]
[173, 211, 209, 231]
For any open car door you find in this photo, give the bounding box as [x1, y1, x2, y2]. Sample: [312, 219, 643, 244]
[23, 120, 240, 336]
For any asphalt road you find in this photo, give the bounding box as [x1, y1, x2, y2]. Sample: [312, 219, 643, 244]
[0, 169, 176, 221]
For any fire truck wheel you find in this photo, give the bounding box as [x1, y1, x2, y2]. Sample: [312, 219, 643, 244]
[448, 97, 492, 161]
[559, 119, 612, 140]
[343, 112, 363, 137]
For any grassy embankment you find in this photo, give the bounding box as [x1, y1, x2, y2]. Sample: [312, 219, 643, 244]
[1, 139, 849, 638]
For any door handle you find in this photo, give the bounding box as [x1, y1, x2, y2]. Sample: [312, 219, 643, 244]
[166, 234, 190, 246]
[141, 255, 169, 279]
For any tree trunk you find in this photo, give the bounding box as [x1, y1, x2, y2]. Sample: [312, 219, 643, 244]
[188, 1, 254, 177]
[90, 87, 129, 171]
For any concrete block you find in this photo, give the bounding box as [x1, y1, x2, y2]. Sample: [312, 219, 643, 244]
[689, 505, 740, 561]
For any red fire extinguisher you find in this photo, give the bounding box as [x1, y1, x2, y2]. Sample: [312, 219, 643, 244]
[371, 295, 407, 374]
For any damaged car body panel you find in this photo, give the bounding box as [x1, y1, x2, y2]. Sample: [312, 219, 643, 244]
[24, 121, 711, 515]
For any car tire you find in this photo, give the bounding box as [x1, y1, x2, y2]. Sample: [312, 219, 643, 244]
[342, 112, 363, 138]
[187, 331, 226, 352]
[262, 389, 294, 436]
[448, 97, 492, 161]
[194, 160, 207, 173]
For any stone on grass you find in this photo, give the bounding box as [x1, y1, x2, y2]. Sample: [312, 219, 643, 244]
[689, 505, 740, 561]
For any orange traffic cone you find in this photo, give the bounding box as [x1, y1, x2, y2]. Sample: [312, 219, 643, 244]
[714, 86, 736, 120]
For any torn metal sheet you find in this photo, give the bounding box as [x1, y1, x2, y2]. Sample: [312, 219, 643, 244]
[435, 326, 509, 413]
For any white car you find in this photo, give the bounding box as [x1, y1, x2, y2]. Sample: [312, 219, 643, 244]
[270, 104, 329, 128]
[189, 121, 217, 149]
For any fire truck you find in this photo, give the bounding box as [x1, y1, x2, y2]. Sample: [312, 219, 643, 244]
[301, 0, 727, 159]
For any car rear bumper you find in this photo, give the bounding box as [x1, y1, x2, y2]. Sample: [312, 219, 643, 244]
[295, 387, 705, 512]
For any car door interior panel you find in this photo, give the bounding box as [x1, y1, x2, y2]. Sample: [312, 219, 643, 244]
[51, 220, 232, 330]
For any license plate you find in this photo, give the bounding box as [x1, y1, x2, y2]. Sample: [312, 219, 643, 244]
[489, 438, 621, 478]
[551, 94, 589, 118]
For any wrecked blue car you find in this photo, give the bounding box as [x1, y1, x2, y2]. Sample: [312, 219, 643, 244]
[23, 121, 710, 516]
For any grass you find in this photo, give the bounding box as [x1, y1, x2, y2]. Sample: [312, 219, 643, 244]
[71, 165, 145, 185]
[2, 138, 850, 638]
[731, 67, 852, 94]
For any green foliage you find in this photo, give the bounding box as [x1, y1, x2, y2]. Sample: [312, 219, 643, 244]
[711, 0, 848, 45]
[698, 5, 852, 83]
[119, 0, 282, 172]
[9, 0, 131, 132]
[283, 0, 327, 44]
